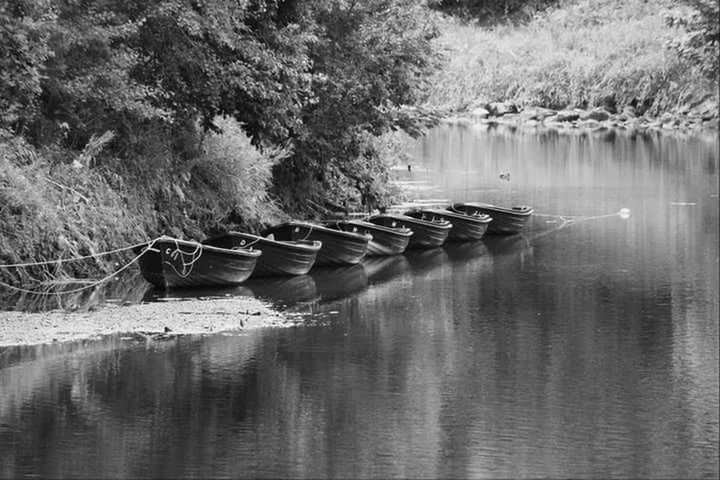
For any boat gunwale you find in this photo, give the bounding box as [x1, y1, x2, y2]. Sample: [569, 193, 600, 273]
[265, 221, 373, 242]
[203, 231, 322, 253]
[369, 214, 453, 230]
[416, 207, 493, 224]
[454, 202, 533, 217]
[140, 236, 262, 258]
[330, 219, 414, 237]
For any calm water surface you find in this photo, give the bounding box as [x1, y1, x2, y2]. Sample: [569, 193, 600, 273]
[1, 125, 718, 479]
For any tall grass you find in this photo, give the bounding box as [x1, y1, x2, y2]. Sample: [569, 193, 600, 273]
[0, 117, 284, 287]
[0, 133, 147, 286]
[425, 0, 718, 114]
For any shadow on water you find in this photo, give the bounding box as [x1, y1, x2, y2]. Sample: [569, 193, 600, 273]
[0, 270, 152, 313]
[403, 247, 448, 274]
[140, 283, 255, 303]
[310, 264, 368, 302]
[245, 274, 319, 307]
[362, 255, 411, 285]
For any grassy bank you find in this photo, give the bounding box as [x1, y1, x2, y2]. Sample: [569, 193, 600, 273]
[425, 0, 719, 118]
[0, 118, 284, 289]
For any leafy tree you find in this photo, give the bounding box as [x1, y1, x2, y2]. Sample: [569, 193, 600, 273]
[274, 0, 442, 215]
[0, 0, 55, 130]
[665, 0, 720, 80]
[132, 0, 316, 143]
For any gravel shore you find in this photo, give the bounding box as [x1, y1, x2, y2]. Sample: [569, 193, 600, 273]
[0, 296, 291, 348]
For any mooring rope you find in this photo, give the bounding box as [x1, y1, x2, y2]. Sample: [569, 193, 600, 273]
[526, 208, 631, 243]
[0, 239, 155, 269]
[162, 238, 203, 279]
[0, 239, 160, 296]
[534, 208, 630, 224]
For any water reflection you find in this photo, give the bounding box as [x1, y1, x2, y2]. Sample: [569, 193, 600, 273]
[1, 124, 717, 479]
[310, 264, 368, 302]
[245, 275, 319, 307]
[0, 270, 149, 312]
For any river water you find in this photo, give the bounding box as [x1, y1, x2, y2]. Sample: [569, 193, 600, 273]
[1, 124, 718, 479]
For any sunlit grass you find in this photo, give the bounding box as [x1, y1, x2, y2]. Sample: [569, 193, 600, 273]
[425, 0, 716, 114]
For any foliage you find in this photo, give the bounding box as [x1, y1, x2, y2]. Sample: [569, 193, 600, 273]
[191, 117, 287, 232]
[432, 0, 557, 22]
[131, 0, 316, 143]
[0, 0, 446, 287]
[273, 0, 442, 216]
[664, 0, 720, 80]
[0, 132, 148, 286]
[424, 0, 719, 116]
[0, 0, 55, 129]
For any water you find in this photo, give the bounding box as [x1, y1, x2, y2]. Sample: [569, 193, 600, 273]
[1, 124, 718, 479]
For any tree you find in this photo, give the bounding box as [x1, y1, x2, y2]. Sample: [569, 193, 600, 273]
[665, 0, 720, 80]
[273, 0, 442, 215]
[0, 0, 55, 130]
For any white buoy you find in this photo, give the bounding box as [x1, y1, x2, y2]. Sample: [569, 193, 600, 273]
[618, 208, 631, 219]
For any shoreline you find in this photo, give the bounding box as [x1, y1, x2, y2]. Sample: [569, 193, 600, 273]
[0, 296, 292, 348]
[442, 103, 719, 140]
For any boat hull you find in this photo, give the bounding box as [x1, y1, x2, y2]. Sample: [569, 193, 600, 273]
[202, 232, 321, 277]
[407, 208, 491, 241]
[450, 203, 533, 235]
[262, 222, 370, 266]
[135, 237, 261, 289]
[366, 214, 451, 248]
[325, 220, 412, 256]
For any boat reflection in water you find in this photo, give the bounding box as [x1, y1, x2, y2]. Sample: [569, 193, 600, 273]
[443, 240, 489, 261]
[481, 234, 532, 257]
[362, 255, 411, 285]
[244, 274, 319, 307]
[141, 284, 255, 303]
[402, 247, 449, 275]
[310, 264, 368, 302]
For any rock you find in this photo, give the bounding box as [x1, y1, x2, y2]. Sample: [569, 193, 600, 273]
[703, 118, 719, 129]
[470, 107, 490, 120]
[622, 106, 637, 118]
[579, 119, 600, 129]
[521, 107, 556, 121]
[555, 110, 580, 122]
[586, 108, 611, 122]
[486, 102, 518, 116]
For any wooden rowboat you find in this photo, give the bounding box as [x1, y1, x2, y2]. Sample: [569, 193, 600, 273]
[135, 236, 261, 289]
[405, 207, 492, 241]
[202, 231, 321, 277]
[323, 219, 412, 256]
[450, 202, 533, 235]
[262, 221, 371, 266]
[366, 214, 451, 248]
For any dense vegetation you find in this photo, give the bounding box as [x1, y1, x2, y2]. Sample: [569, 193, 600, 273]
[1, 0, 717, 288]
[425, 0, 719, 118]
[0, 0, 440, 285]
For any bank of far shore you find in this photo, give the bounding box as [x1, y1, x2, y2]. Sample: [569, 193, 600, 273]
[441, 102, 719, 139]
[0, 296, 293, 348]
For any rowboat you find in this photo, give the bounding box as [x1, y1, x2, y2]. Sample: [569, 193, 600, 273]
[323, 219, 412, 256]
[366, 214, 451, 248]
[202, 231, 321, 277]
[135, 236, 261, 289]
[262, 221, 371, 266]
[449, 202, 533, 234]
[405, 207, 492, 241]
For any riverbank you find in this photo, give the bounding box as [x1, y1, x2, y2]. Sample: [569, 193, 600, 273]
[0, 296, 292, 348]
[425, 1, 719, 129]
[443, 103, 719, 138]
